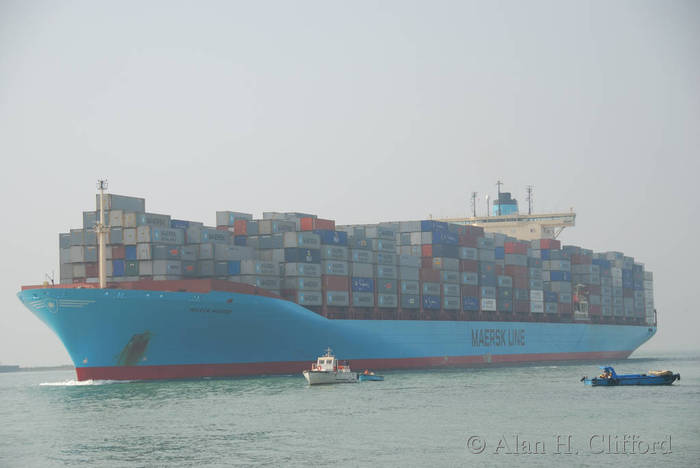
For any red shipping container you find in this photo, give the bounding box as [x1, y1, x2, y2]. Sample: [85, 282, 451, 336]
[515, 301, 530, 313]
[505, 265, 528, 277]
[315, 218, 335, 231]
[494, 264, 503, 275]
[234, 219, 247, 235]
[460, 225, 484, 236]
[589, 285, 601, 295]
[504, 242, 527, 255]
[589, 305, 602, 315]
[421, 245, 433, 257]
[112, 245, 125, 259]
[460, 259, 478, 272]
[421, 258, 434, 269]
[85, 263, 98, 277]
[540, 239, 561, 250]
[461, 285, 479, 297]
[570, 254, 592, 265]
[419, 268, 441, 282]
[513, 276, 529, 289]
[301, 217, 336, 231]
[321, 275, 349, 291]
[300, 217, 314, 231]
[458, 234, 478, 247]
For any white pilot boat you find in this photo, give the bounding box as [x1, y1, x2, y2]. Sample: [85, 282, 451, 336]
[303, 348, 358, 385]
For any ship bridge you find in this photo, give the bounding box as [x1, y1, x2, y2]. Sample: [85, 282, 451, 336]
[439, 210, 576, 241]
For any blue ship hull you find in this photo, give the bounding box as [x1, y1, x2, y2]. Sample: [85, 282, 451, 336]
[18, 286, 656, 381]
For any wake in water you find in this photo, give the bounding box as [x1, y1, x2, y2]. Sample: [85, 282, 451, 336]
[39, 379, 133, 387]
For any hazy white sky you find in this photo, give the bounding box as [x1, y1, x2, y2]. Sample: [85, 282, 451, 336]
[1, 0, 698, 365]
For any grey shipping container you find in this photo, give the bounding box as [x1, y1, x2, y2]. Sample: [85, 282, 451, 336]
[283, 263, 321, 277]
[352, 292, 374, 307]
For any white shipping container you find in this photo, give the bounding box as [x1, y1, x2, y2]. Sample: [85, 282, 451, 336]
[139, 260, 153, 276]
[70, 246, 85, 263]
[322, 260, 349, 276]
[238, 275, 281, 290]
[123, 212, 138, 228]
[123, 228, 137, 245]
[241, 260, 278, 276]
[325, 291, 350, 306]
[352, 292, 374, 307]
[283, 276, 322, 291]
[321, 246, 348, 261]
[530, 301, 544, 314]
[109, 210, 124, 227]
[282, 232, 321, 249]
[295, 291, 323, 306]
[530, 290, 544, 302]
[199, 243, 214, 259]
[72, 263, 86, 278]
[350, 262, 373, 277]
[283, 263, 321, 277]
[137, 243, 152, 260]
[481, 298, 497, 311]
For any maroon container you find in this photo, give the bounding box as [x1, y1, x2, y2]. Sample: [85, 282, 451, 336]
[85, 263, 98, 277]
[458, 234, 478, 247]
[540, 239, 561, 250]
[460, 259, 478, 272]
[558, 303, 572, 314]
[461, 285, 479, 297]
[515, 300, 530, 313]
[419, 268, 441, 282]
[504, 265, 528, 278]
[321, 275, 349, 291]
[513, 276, 529, 289]
[111, 245, 125, 259]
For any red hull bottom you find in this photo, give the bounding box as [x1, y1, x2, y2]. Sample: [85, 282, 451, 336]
[76, 350, 633, 381]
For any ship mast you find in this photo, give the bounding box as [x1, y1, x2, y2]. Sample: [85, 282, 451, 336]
[96, 179, 108, 288]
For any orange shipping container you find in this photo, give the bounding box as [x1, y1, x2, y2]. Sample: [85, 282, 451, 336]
[234, 219, 247, 235]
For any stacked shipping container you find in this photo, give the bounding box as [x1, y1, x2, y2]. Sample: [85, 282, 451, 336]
[57, 193, 655, 325]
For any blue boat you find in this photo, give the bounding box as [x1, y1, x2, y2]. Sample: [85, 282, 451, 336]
[359, 370, 384, 382]
[582, 366, 680, 386]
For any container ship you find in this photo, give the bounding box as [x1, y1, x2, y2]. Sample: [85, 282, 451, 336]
[17, 182, 656, 381]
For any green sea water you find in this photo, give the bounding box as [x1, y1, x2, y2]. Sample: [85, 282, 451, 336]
[1, 351, 698, 467]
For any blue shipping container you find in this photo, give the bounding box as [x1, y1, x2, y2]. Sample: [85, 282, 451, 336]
[284, 248, 321, 263]
[125, 245, 137, 261]
[431, 243, 458, 258]
[431, 230, 459, 245]
[170, 219, 190, 229]
[227, 261, 241, 275]
[479, 272, 497, 287]
[234, 236, 247, 246]
[541, 249, 551, 260]
[313, 230, 348, 246]
[545, 291, 558, 302]
[462, 296, 479, 311]
[549, 271, 571, 282]
[495, 246, 505, 260]
[112, 260, 125, 277]
[351, 277, 374, 292]
[421, 220, 448, 232]
[422, 294, 441, 310]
